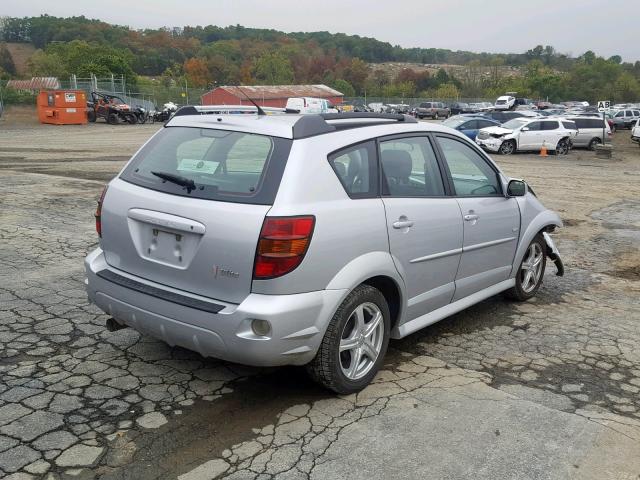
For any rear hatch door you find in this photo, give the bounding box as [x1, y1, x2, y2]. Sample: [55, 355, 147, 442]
[100, 126, 291, 304]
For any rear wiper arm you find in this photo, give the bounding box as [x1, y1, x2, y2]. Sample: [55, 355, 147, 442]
[151, 171, 196, 193]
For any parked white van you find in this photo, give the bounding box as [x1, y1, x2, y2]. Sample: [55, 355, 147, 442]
[286, 97, 338, 114]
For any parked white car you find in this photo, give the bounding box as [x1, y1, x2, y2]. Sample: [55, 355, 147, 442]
[632, 119, 640, 147]
[476, 117, 576, 155]
[494, 96, 516, 110]
[286, 97, 338, 114]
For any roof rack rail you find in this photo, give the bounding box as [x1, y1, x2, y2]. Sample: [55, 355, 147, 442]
[320, 112, 417, 122]
[173, 105, 286, 117]
[291, 113, 417, 139]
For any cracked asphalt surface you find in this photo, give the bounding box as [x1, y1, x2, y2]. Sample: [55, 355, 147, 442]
[0, 117, 639, 480]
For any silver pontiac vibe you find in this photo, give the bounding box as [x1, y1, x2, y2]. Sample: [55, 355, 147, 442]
[85, 109, 564, 394]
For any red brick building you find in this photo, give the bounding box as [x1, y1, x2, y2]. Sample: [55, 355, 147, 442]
[201, 84, 343, 108]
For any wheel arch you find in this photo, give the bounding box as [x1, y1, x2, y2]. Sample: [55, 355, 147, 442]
[325, 251, 406, 332]
[510, 210, 562, 278]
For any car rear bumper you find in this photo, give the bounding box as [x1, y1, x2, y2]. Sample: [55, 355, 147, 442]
[476, 137, 502, 152]
[85, 248, 346, 366]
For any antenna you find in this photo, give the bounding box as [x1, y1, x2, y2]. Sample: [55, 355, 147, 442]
[234, 86, 266, 116]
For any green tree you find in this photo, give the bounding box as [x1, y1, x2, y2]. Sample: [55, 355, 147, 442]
[332, 79, 355, 97]
[27, 49, 66, 77]
[254, 52, 293, 84]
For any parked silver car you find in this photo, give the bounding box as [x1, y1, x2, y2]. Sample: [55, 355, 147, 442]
[564, 115, 611, 149]
[85, 110, 564, 394]
[416, 102, 450, 119]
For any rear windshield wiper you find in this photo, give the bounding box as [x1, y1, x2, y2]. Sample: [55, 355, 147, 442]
[151, 171, 196, 193]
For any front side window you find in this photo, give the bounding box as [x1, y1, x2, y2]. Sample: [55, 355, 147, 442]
[437, 136, 501, 197]
[328, 141, 377, 198]
[525, 121, 542, 131]
[120, 127, 291, 204]
[380, 137, 445, 197]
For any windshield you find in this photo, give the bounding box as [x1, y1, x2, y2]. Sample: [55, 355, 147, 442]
[443, 117, 467, 128]
[120, 127, 292, 204]
[502, 118, 529, 129]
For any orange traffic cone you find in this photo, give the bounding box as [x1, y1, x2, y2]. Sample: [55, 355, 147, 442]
[539, 141, 548, 157]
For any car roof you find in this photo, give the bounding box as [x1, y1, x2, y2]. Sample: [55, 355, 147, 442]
[167, 110, 426, 140]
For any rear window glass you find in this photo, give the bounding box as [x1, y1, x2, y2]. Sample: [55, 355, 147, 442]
[120, 127, 292, 205]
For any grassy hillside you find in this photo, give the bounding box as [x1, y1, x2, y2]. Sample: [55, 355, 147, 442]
[5, 42, 36, 76]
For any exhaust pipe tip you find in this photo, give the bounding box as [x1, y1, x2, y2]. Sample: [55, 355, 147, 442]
[105, 317, 127, 332]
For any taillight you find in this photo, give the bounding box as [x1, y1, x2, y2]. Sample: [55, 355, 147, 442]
[95, 185, 108, 237]
[253, 216, 315, 279]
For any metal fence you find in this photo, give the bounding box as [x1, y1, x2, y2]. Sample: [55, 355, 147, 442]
[344, 97, 495, 107]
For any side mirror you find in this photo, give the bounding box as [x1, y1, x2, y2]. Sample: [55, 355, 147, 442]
[507, 179, 527, 197]
[521, 126, 529, 131]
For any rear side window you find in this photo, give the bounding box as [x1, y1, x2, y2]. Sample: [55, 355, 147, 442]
[562, 121, 577, 130]
[120, 127, 292, 205]
[328, 141, 377, 198]
[542, 121, 559, 130]
[380, 136, 445, 197]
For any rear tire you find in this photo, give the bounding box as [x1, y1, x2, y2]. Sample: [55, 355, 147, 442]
[87, 110, 96, 123]
[555, 139, 569, 155]
[434, 112, 439, 120]
[306, 284, 390, 394]
[505, 234, 547, 301]
[588, 138, 601, 150]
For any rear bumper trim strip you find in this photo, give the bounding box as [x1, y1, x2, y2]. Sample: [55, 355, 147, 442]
[96, 269, 225, 314]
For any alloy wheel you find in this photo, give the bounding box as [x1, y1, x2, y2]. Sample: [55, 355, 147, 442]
[520, 243, 544, 293]
[339, 302, 385, 381]
[556, 140, 569, 155]
[500, 141, 515, 155]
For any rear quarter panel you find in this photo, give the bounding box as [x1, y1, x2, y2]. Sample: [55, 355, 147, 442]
[251, 134, 393, 296]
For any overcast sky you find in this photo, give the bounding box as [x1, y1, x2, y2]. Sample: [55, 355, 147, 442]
[4, 0, 637, 62]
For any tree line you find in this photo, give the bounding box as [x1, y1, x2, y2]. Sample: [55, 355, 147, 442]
[1, 15, 639, 103]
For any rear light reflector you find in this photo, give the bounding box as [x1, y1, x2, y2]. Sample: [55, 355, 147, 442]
[253, 216, 315, 279]
[95, 185, 108, 237]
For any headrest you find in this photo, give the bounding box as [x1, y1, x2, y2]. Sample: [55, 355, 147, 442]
[381, 150, 412, 179]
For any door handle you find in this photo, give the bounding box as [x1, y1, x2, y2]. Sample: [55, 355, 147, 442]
[464, 214, 479, 221]
[392, 219, 414, 229]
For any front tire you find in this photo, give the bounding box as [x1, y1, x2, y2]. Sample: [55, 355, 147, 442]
[505, 235, 547, 301]
[499, 140, 516, 155]
[306, 284, 390, 394]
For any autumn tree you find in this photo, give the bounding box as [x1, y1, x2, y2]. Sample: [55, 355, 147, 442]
[183, 58, 209, 87]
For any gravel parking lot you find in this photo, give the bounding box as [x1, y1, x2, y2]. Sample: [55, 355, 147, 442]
[0, 117, 639, 480]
